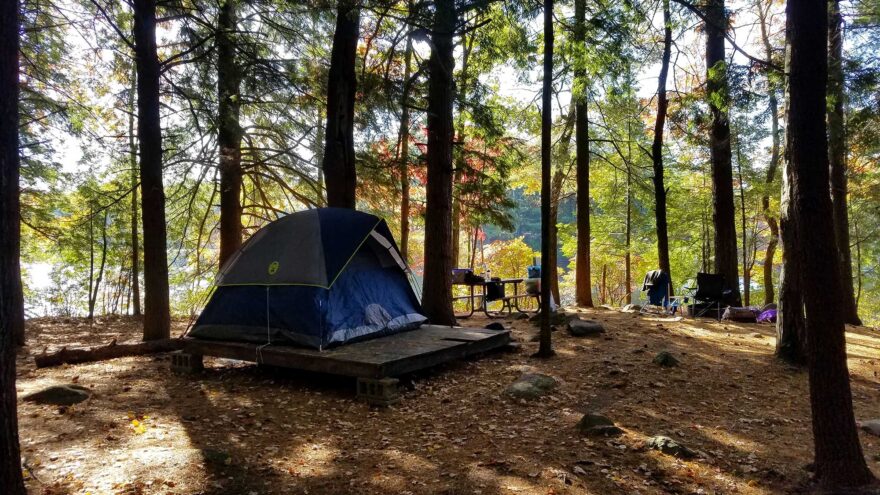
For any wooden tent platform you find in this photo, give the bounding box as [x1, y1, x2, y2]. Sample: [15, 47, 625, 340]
[174, 325, 511, 405]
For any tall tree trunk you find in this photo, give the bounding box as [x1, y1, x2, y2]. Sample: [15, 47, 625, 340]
[735, 132, 750, 306]
[776, 26, 806, 365]
[397, 28, 413, 262]
[574, 0, 593, 307]
[651, 0, 672, 283]
[787, 1, 874, 487]
[451, 33, 473, 268]
[548, 169, 563, 306]
[827, 0, 861, 325]
[128, 67, 141, 316]
[88, 202, 95, 318]
[757, 0, 779, 306]
[322, 0, 359, 209]
[89, 210, 109, 319]
[705, 0, 741, 304]
[217, 0, 243, 268]
[133, 0, 171, 341]
[537, 0, 555, 357]
[625, 145, 632, 305]
[421, 0, 456, 326]
[0, 0, 26, 489]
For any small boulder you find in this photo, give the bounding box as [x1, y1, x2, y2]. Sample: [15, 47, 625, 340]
[576, 413, 623, 436]
[859, 419, 880, 437]
[621, 304, 642, 313]
[653, 351, 679, 367]
[505, 373, 557, 400]
[646, 435, 696, 459]
[484, 322, 506, 331]
[531, 311, 580, 327]
[568, 319, 605, 337]
[23, 384, 91, 406]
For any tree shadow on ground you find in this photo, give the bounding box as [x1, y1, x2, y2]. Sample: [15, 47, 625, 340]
[16, 311, 880, 494]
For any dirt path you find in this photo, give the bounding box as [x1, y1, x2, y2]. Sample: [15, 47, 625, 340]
[14, 309, 880, 494]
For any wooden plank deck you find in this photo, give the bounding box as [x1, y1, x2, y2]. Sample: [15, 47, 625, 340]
[181, 325, 510, 379]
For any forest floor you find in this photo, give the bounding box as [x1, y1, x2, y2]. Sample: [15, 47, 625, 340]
[14, 308, 880, 495]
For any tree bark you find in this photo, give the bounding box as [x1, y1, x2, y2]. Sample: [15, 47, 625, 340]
[787, 0, 874, 487]
[625, 146, 632, 305]
[217, 0, 244, 268]
[537, 0, 555, 357]
[651, 0, 672, 284]
[735, 133, 749, 306]
[574, 0, 593, 307]
[133, 0, 171, 341]
[827, 0, 861, 326]
[89, 210, 109, 319]
[35, 338, 183, 368]
[776, 25, 806, 365]
[397, 28, 413, 262]
[322, 0, 359, 209]
[0, 0, 26, 489]
[451, 33, 473, 268]
[548, 169, 563, 306]
[757, 0, 779, 306]
[705, 0, 740, 305]
[128, 67, 141, 316]
[421, 0, 456, 326]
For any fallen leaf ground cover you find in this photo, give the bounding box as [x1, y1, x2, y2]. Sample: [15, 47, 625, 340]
[14, 308, 880, 494]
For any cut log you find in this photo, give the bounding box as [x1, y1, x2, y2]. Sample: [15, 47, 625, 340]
[34, 338, 183, 368]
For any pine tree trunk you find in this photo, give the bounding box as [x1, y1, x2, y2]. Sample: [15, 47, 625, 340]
[787, 1, 874, 487]
[0, 0, 26, 488]
[574, 0, 593, 307]
[322, 0, 359, 209]
[89, 210, 109, 319]
[827, 0, 861, 326]
[451, 34, 472, 269]
[625, 158, 632, 305]
[705, 0, 741, 305]
[776, 26, 806, 365]
[537, 0, 555, 357]
[133, 0, 171, 341]
[651, 0, 672, 283]
[757, 2, 779, 306]
[128, 67, 141, 316]
[217, 0, 243, 268]
[397, 28, 413, 262]
[548, 169, 563, 306]
[421, 0, 456, 326]
[735, 133, 749, 306]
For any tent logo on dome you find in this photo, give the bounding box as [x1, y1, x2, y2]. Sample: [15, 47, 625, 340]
[268, 261, 280, 275]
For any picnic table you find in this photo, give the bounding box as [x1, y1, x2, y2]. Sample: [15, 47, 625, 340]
[452, 277, 540, 318]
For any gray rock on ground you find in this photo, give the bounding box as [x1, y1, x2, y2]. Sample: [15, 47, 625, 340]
[567, 319, 606, 337]
[859, 419, 880, 437]
[576, 413, 623, 436]
[653, 351, 679, 367]
[621, 304, 642, 313]
[646, 435, 696, 459]
[505, 373, 558, 400]
[23, 384, 91, 406]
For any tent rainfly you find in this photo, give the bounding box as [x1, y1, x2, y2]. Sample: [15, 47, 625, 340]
[189, 208, 426, 349]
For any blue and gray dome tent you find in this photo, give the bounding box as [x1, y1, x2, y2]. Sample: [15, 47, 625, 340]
[189, 208, 427, 350]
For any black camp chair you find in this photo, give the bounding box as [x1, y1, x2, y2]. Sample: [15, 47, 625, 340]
[684, 272, 732, 320]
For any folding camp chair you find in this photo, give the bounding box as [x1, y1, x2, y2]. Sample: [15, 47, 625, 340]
[639, 270, 677, 315]
[683, 272, 731, 319]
